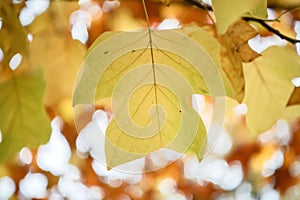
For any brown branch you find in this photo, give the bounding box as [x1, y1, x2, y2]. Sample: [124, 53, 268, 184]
[184, 0, 213, 11]
[182, 0, 300, 44]
[242, 17, 300, 44]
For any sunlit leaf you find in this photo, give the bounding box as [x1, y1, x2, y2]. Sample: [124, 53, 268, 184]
[182, 25, 240, 101]
[288, 87, 300, 106]
[220, 20, 259, 102]
[243, 46, 300, 135]
[30, 34, 86, 107]
[212, 0, 267, 34]
[160, 0, 171, 6]
[0, 69, 50, 162]
[29, 1, 86, 108]
[73, 27, 226, 168]
[250, 0, 267, 19]
[0, 1, 28, 68]
[284, 105, 300, 119]
[28, 1, 79, 35]
[222, 20, 260, 63]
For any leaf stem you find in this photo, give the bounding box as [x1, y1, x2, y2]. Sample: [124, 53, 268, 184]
[142, 0, 162, 143]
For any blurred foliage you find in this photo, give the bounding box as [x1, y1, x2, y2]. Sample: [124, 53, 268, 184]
[0, 1, 28, 69]
[0, 69, 50, 162]
[0, 0, 300, 199]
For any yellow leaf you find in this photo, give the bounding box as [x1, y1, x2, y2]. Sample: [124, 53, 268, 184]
[73, 27, 226, 168]
[243, 46, 300, 135]
[160, 0, 171, 6]
[30, 33, 86, 107]
[29, 2, 86, 107]
[288, 87, 300, 106]
[219, 20, 260, 102]
[181, 25, 241, 102]
[222, 20, 260, 63]
[212, 0, 267, 34]
[284, 105, 300, 119]
[28, 1, 79, 35]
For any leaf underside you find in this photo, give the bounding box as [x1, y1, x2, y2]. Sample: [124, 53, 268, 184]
[243, 46, 300, 135]
[73, 27, 227, 168]
[212, 0, 267, 34]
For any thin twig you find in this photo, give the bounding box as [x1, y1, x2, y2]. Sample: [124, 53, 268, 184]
[243, 17, 300, 44]
[182, 0, 300, 44]
[184, 0, 212, 11]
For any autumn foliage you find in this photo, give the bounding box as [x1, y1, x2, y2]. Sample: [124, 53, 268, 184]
[1, 0, 300, 199]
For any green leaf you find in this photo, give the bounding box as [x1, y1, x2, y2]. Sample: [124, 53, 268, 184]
[243, 46, 300, 135]
[0, 1, 28, 67]
[212, 0, 267, 34]
[0, 69, 50, 162]
[73, 27, 226, 168]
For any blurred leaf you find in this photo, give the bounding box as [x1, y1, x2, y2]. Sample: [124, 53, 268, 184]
[243, 46, 300, 135]
[160, 0, 171, 6]
[268, 0, 300, 9]
[28, 1, 78, 35]
[212, 0, 267, 34]
[219, 20, 259, 102]
[0, 69, 50, 162]
[73, 27, 228, 168]
[288, 87, 300, 106]
[250, 0, 267, 18]
[284, 105, 300, 119]
[29, 1, 86, 107]
[182, 25, 243, 101]
[222, 20, 260, 63]
[284, 184, 300, 200]
[30, 33, 86, 107]
[0, 1, 28, 68]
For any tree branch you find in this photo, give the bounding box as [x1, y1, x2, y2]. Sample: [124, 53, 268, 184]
[242, 17, 300, 44]
[182, 0, 300, 44]
[184, 0, 213, 11]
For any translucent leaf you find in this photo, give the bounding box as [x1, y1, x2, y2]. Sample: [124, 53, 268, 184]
[250, 0, 267, 18]
[285, 87, 300, 119]
[181, 25, 241, 102]
[288, 87, 300, 106]
[284, 105, 300, 119]
[0, 1, 28, 68]
[212, 0, 267, 34]
[219, 20, 260, 102]
[73, 27, 226, 168]
[0, 69, 50, 162]
[243, 46, 300, 135]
